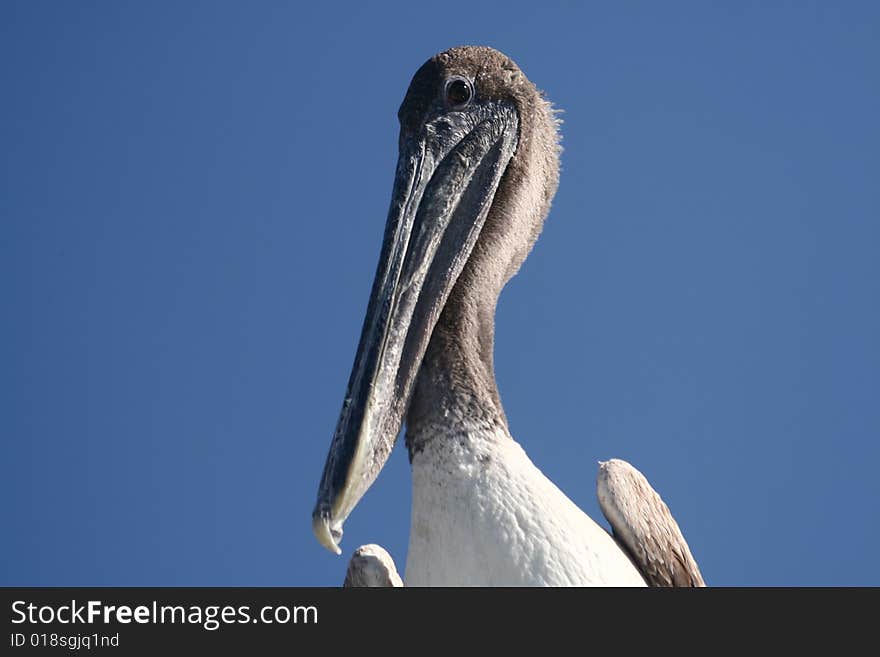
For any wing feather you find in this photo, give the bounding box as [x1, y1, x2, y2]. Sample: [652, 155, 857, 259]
[596, 459, 705, 587]
[343, 544, 404, 587]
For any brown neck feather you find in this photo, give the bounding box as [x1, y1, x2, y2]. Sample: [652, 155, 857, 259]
[404, 86, 560, 459]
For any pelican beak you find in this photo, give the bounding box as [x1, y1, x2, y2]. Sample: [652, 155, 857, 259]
[312, 101, 519, 553]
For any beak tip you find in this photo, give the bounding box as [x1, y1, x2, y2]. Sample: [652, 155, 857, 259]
[312, 506, 344, 555]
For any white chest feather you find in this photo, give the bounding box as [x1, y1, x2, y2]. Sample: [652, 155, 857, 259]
[404, 427, 646, 586]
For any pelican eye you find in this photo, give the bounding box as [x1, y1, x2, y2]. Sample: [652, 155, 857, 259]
[445, 77, 473, 108]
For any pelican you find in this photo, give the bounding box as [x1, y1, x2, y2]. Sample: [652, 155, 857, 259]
[313, 46, 705, 586]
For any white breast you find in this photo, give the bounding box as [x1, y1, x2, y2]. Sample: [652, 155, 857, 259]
[404, 426, 646, 586]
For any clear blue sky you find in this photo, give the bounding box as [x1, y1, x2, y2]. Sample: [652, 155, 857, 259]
[2, 2, 878, 586]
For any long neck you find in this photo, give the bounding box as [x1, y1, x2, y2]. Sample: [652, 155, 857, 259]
[404, 262, 508, 458]
[404, 94, 560, 459]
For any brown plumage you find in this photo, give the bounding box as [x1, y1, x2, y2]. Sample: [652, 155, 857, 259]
[597, 459, 706, 587]
[343, 544, 403, 587]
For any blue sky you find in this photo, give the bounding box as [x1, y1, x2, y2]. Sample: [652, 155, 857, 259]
[2, 2, 878, 586]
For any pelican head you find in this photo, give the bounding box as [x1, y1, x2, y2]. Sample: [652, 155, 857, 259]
[313, 46, 561, 553]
